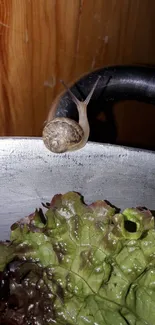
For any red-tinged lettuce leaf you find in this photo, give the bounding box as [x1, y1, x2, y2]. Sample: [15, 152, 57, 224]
[0, 191, 155, 325]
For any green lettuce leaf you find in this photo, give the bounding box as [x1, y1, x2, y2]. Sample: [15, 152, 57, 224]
[0, 191, 155, 325]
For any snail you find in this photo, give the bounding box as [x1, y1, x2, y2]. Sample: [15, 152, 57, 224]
[42, 75, 101, 153]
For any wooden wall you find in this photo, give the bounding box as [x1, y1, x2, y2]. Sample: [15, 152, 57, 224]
[0, 0, 155, 148]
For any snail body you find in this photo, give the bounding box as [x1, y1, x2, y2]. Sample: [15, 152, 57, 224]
[43, 76, 101, 153]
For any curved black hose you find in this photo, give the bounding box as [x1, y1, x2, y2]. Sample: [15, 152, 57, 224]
[54, 65, 155, 144]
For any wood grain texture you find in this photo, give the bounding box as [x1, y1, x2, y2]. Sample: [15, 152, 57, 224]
[0, 0, 155, 147]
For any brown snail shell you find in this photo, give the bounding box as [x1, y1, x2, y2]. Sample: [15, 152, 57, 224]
[43, 117, 84, 153]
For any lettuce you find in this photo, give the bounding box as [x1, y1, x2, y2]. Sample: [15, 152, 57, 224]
[0, 191, 155, 325]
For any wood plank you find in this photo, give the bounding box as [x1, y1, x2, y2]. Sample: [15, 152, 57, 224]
[0, 0, 155, 147]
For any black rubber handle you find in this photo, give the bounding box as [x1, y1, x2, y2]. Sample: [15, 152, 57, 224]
[54, 65, 155, 145]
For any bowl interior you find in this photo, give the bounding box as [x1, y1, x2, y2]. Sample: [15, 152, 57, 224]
[0, 138, 155, 240]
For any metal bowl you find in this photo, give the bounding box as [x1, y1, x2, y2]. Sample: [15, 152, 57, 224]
[0, 137, 155, 240]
